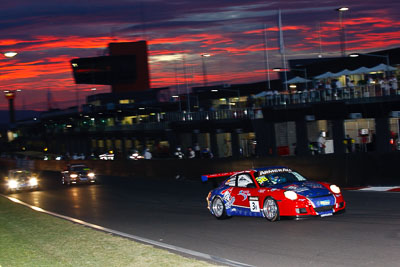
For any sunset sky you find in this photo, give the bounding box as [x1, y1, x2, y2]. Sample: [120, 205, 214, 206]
[0, 0, 399, 110]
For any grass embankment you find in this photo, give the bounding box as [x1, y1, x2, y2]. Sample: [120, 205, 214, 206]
[0, 197, 218, 267]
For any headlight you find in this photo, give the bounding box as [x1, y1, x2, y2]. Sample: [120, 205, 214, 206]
[70, 174, 78, 178]
[8, 180, 18, 189]
[29, 177, 38, 186]
[330, 184, 341, 194]
[88, 172, 95, 178]
[284, 191, 298, 200]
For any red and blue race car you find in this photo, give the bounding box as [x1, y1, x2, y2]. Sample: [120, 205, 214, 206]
[202, 166, 346, 222]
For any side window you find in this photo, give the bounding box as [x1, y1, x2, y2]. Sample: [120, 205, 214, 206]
[225, 176, 237, 187]
[237, 174, 255, 188]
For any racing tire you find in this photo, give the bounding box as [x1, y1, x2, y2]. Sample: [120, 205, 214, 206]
[211, 197, 228, 220]
[263, 197, 280, 222]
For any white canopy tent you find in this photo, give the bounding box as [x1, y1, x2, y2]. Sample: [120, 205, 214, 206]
[313, 64, 396, 80]
[284, 76, 311, 84]
[367, 63, 396, 72]
[332, 69, 351, 77]
[314, 72, 335, 79]
[254, 91, 270, 97]
[348, 67, 370, 75]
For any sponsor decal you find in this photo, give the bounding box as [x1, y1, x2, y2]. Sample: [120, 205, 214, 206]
[221, 188, 235, 209]
[238, 190, 251, 201]
[304, 182, 325, 189]
[259, 168, 292, 176]
[284, 185, 309, 193]
[256, 176, 269, 184]
[249, 196, 260, 212]
[319, 200, 330, 206]
[258, 189, 267, 194]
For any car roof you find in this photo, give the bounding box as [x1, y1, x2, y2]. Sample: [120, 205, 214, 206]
[9, 169, 31, 173]
[253, 166, 291, 172]
[70, 164, 88, 168]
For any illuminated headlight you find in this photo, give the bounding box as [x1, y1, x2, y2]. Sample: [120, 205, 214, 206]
[29, 177, 38, 186]
[284, 191, 298, 200]
[88, 172, 95, 178]
[70, 174, 78, 179]
[330, 184, 341, 194]
[8, 180, 18, 189]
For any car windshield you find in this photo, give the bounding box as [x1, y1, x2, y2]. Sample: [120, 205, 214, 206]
[70, 165, 89, 172]
[255, 171, 307, 187]
[11, 170, 31, 179]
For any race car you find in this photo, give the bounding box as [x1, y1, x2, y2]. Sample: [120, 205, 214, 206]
[61, 164, 96, 185]
[3, 169, 39, 193]
[203, 166, 345, 221]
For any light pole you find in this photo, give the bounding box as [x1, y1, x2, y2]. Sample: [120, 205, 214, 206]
[201, 53, 211, 87]
[3, 90, 21, 124]
[172, 95, 182, 112]
[3, 51, 18, 58]
[336, 7, 349, 57]
[1, 51, 18, 124]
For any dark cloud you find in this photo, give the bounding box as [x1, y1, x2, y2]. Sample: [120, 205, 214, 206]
[0, 0, 399, 109]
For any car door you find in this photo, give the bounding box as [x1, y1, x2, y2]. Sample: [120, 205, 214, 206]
[231, 173, 261, 214]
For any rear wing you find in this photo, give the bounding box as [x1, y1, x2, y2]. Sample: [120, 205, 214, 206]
[201, 171, 239, 182]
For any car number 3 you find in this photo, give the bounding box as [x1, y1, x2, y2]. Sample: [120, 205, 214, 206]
[249, 199, 260, 212]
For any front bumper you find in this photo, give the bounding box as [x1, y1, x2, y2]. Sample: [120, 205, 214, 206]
[70, 176, 96, 184]
[279, 194, 346, 217]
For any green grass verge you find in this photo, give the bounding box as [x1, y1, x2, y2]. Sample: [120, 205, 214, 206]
[0, 196, 219, 267]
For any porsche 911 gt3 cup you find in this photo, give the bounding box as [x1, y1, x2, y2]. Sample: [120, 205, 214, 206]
[203, 166, 346, 221]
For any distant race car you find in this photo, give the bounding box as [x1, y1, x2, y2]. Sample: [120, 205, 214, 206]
[61, 164, 96, 185]
[202, 166, 346, 221]
[3, 169, 39, 193]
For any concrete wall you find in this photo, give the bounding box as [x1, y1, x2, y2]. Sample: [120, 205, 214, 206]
[1, 152, 400, 187]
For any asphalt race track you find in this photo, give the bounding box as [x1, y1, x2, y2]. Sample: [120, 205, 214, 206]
[3, 172, 400, 267]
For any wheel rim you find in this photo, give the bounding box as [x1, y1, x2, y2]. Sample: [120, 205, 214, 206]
[264, 198, 277, 220]
[212, 198, 224, 217]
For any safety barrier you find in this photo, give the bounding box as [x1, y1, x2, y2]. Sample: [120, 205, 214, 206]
[1, 152, 399, 187]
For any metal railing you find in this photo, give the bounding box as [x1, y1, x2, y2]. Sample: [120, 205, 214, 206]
[41, 83, 399, 134]
[163, 108, 257, 122]
[262, 84, 399, 106]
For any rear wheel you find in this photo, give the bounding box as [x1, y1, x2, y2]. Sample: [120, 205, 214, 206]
[263, 197, 280, 222]
[211, 197, 227, 219]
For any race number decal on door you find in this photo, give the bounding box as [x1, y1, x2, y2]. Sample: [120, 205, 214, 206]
[249, 196, 260, 212]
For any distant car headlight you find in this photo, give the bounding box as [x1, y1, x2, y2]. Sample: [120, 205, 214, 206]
[29, 177, 38, 186]
[8, 180, 18, 189]
[70, 174, 78, 178]
[284, 190, 298, 200]
[88, 172, 95, 178]
[330, 184, 341, 194]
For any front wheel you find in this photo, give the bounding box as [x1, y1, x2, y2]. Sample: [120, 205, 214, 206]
[263, 197, 280, 222]
[211, 197, 227, 219]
